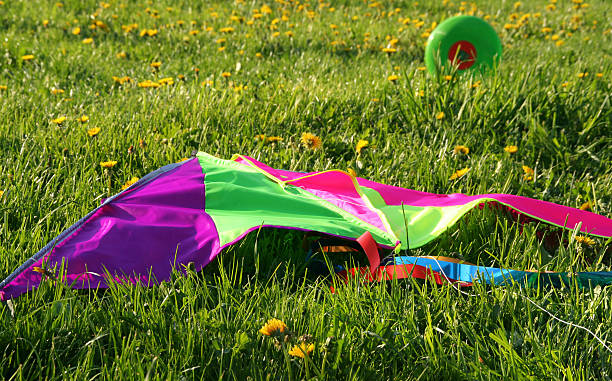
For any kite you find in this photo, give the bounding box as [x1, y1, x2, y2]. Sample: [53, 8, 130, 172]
[1, 152, 611, 299]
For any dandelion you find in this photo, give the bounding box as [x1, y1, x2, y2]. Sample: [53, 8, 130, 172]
[577, 72, 588, 78]
[121, 177, 139, 190]
[52, 116, 67, 125]
[79, 115, 89, 123]
[150, 61, 162, 68]
[417, 66, 426, 71]
[112, 76, 130, 84]
[288, 343, 315, 358]
[579, 201, 591, 211]
[504, 145, 518, 154]
[454, 145, 469, 155]
[382, 47, 397, 53]
[51, 88, 65, 95]
[259, 319, 288, 337]
[87, 127, 101, 137]
[267, 136, 283, 143]
[0, 189, 3, 198]
[100, 160, 118, 168]
[72, 27, 81, 35]
[301, 132, 322, 150]
[356, 139, 369, 154]
[221, 72, 231, 78]
[595, 73, 603, 78]
[436, 112, 445, 120]
[138, 80, 161, 88]
[575, 235, 595, 246]
[255, 52, 263, 58]
[159, 77, 175, 86]
[450, 167, 470, 180]
[82, 38, 93, 44]
[387, 74, 399, 82]
[21, 54, 34, 61]
[522, 165, 534, 181]
[43, 20, 49, 27]
[116, 51, 127, 59]
[0, 85, 6, 91]
[219, 27, 235, 33]
[444, 75, 452, 81]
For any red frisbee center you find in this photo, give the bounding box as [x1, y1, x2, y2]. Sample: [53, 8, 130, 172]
[448, 40, 477, 70]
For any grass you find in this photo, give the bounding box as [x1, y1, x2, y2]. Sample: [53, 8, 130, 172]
[0, 0, 611, 379]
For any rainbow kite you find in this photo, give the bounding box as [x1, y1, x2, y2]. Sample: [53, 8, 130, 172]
[1, 152, 611, 299]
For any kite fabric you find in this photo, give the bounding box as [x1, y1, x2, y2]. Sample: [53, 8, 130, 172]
[1, 152, 611, 299]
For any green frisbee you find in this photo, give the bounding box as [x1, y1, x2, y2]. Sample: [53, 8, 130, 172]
[425, 16, 502, 76]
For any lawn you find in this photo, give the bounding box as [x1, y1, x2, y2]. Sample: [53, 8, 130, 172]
[0, 0, 611, 379]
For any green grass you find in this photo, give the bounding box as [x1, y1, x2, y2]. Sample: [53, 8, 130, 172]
[1, 0, 611, 379]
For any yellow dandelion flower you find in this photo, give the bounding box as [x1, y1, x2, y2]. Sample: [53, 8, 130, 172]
[450, 167, 470, 180]
[522, 165, 534, 181]
[21, 54, 34, 61]
[43, 20, 49, 27]
[116, 51, 127, 59]
[577, 72, 588, 78]
[504, 145, 518, 154]
[150, 61, 162, 68]
[159, 77, 174, 86]
[382, 47, 397, 53]
[436, 112, 445, 120]
[121, 177, 140, 190]
[387, 74, 399, 82]
[444, 75, 452, 81]
[79, 115, 89, 123]
[579, 202, 591, 211]
[555, 40, 564, 47]
[285, 31, 294, 37]
[575, 235, 595, 246]
[51, 88, 65, 95]
[87, 127, 101, 137]
[259, 319, 288, 336]
[112, 76, 131, 84]
[100, 160, 118, 168]
[595, 73, 603, 78]
[146, 29, 158, 37]
[454, 145, 469, 155]
[221, 72, 231, 78]
[255, 52, 263, 58]
[254, 134, 266, 141]
[288, 343, 315, 358]
[0, 85, 6, 91]
[138, 80, 161, 88]
[301, 132, 322, 150]
[72, 27, 81, 35]
[267, 136, 283, 143]
[220, 27, 235, 33]
[356, 139, 369, 154]
[417, 66, 426, 71]
[52, 116, 67, 125]
[82, 38, 93, 44]
[0, 189, 3, 198]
